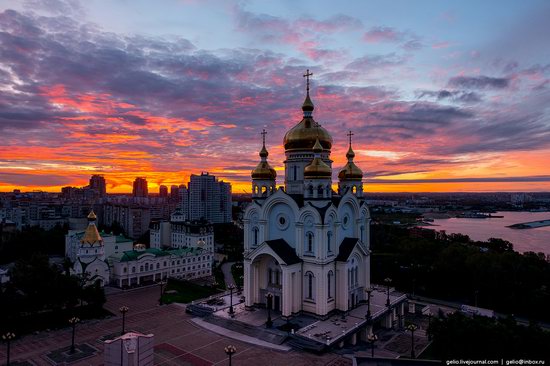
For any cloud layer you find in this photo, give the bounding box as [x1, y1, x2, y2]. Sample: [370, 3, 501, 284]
[0, 2, 550, 193]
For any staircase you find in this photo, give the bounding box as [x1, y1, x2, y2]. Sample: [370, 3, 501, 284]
[203, 315, 288, 345]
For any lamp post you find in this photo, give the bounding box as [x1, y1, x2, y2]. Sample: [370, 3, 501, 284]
[68, 317, 80, 354]
[228, 284, 236, 316]
[158, 280, 167, 305]
[407, 323, 418, 358]
[2, 332, 15, 366]
[367, 333, 378, 358]
[364, 287, 373, 322]
[119, 306, 129, 335]
[384, 277, 392, 307]
[265, 292, 273, 328]
[224, 345, 237, 366]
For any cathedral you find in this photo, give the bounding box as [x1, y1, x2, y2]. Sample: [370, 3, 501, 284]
[243, 71, 371, 319]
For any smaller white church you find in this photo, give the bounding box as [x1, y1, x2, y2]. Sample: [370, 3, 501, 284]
[243, 72, 371, 319]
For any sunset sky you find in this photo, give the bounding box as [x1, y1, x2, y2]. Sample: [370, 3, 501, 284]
[1, 0, 550, 193]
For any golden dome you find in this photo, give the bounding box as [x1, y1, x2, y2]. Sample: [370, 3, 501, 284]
[338, 146, 363, 180]
[304, 139, 332, 179]
[252, 133, 276, 180]
[283, 93, 333, 151]
[251, 161, 277, 180]
[87, 210, 97, 220]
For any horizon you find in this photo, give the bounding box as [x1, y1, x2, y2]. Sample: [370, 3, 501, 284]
[1, 1, 550, 193]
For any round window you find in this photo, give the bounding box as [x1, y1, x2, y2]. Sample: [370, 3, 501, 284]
[343, 215, 350, 228]
[276, 213, 289, 230]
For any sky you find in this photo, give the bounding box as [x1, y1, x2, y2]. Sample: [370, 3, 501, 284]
[1, 0, 550, 193]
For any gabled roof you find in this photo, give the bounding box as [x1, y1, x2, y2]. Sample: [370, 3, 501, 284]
[265, 239, 302, 265]
[335, 237, 359, 262]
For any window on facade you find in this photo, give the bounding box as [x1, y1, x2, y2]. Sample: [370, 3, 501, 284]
[327, 232, 332, 252]
[307, 273, 314, 300]
[328, 271, 333, 298]
[306, 232, 314, 253]
[293, 165, 297, 180]
[140, 266, 143, 272]
[253, 227, 259, 246]
[268, 268, 272, 284]
[156, 263, 160, 269]
[123, 267, 127, 273]
[132, 267, 135, 273]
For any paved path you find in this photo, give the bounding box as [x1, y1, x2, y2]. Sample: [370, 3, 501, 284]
[0, 286, 352, 366]
[221, 261, 236, 287]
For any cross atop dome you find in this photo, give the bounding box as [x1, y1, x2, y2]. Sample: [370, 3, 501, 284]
[347, 130, 354, 147]
[303, 69, 313, 95]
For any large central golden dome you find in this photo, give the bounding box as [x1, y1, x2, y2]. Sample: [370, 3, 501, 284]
[283, 93, 333, 151]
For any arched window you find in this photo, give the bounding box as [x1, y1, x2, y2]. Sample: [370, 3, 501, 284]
[253, 227, 259, 246]
[360, 226, 365, 243]
[268, 268, 273, 284]
[308, 185, 313, 196]
[317, 185, 324, 196]
[293, 165, 297, 180]
[306, 232, 314, 253]
[327, 271, 333, 298]
[306, 272, 314, 300]
[327, 231, 332, 253]
[352, 185, 357, 194]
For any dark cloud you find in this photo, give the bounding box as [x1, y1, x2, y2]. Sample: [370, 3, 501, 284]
[448, 76, 510, 89]
[417, 90, 482, 103]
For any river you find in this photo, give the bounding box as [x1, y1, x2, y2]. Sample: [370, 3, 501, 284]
[428, 211, 550, 255]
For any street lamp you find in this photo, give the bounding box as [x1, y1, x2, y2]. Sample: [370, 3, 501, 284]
[158, 280, 167, 305]
[367, 333, 378, 358]
[364, 287, 373, 322]
[406, 323, 418, 358]
[224, 345, 237, 366]
[228, 284, 236, 316]
[68, 317, 80, 354]
[265, 292, 273, 328]
[2, 332, 15, 366]
[119, 306, 129, 335]
[384, 277, 392, 307]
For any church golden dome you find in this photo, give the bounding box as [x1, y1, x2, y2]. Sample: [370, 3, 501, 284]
[283, 70, 333, 151]
[338, 138, 363, 180]
[251, 129, 276, 180]
[304, 139, 332, 179]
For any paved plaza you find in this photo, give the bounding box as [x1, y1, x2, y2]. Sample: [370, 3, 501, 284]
[0, 286, 353, 365]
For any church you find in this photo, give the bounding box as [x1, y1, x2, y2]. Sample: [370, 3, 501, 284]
[243, 71, 371, 319]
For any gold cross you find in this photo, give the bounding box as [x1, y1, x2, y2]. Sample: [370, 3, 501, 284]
[261, 129, 267, 145]
[303, 69, 313, 93]
[347, 130, 354, 146]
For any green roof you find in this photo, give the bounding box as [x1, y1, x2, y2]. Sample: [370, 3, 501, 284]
[120, 248, 170, 262]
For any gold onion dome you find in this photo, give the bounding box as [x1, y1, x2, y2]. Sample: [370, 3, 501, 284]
[338, 145, 363, 180]
[251, 130, 276, 180]
[304, 139, 332, 179]
[283, 73, 332, 151]
[87, 210, 97, 220]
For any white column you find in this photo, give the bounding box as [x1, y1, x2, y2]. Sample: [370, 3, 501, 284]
[282, 269, 291, 317]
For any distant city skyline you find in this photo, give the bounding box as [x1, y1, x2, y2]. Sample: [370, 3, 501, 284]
[1, 0, 550, 193]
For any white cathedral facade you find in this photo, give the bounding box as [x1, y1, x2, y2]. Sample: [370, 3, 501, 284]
[243, 74, 371, 319]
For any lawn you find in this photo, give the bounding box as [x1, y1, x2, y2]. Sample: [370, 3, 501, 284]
[161, 279, 222, 304]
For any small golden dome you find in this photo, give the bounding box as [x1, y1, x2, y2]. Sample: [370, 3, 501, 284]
[252, 161, 277, 180]
[338, 162, 363, 180]
[338, 146, 363, 180]
[304, 139, 332, 179]
[87, 210, 97, 220]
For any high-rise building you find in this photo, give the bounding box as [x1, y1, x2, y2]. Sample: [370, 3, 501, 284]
[170, 185, 179, 200]
[159, 185, 168, 198]
[89, 174, 107, 197]
[133, 177, 148, 198]
[187, 173, 231, 223]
